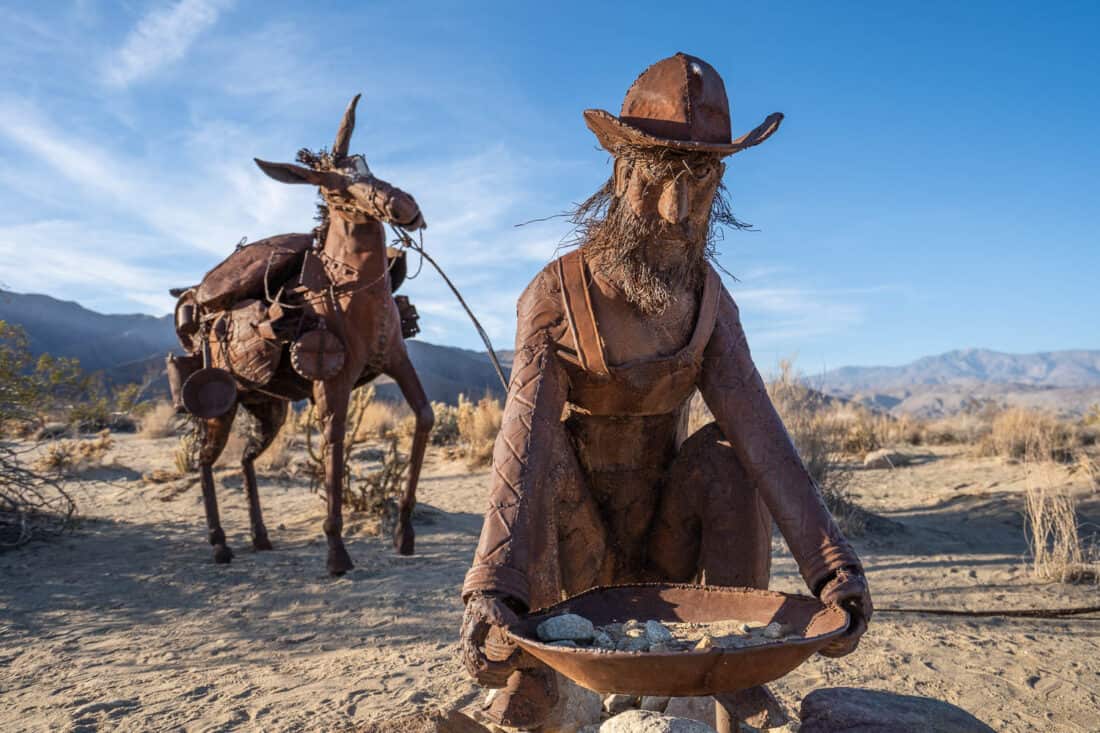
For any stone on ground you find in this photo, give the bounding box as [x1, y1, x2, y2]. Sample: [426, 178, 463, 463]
[600, 710, 715, 732]
[800, 687, 995, 732]
[863, 449, 913, 469]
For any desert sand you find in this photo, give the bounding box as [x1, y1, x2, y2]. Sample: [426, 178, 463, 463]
[2, 435, 1098, 732]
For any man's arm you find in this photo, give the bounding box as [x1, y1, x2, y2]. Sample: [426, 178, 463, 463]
[462, 272, 569, 611]
[697, 288, 863, 595]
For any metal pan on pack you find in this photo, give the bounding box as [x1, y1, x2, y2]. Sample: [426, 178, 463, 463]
[506, 583, 849, 697]
[181, 367, 238, 419]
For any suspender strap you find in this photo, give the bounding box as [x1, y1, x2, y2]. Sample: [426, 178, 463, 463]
[556, 250, 610, 378]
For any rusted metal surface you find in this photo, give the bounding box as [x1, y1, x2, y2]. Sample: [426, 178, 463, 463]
[168, 94, 434, 574]
[181, 367, 238, 419]
[166, 352, 202, 413]
[460, 53, 871, 728]
[290, 328, 346, 380]
[506, 584, 847, 697]
[194, 233, 313, 311]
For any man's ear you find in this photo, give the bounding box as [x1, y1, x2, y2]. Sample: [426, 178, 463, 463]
[613, 157, 631, 198]
[254, 159, 326, 185]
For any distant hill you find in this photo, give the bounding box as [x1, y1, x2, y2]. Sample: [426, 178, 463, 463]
[0, 289, 505, 405]
[821, 348, 1100, 391]
[0, 290, 177, 372]
[3, 290, 1096, 415]
[819, 349, 1100, 417]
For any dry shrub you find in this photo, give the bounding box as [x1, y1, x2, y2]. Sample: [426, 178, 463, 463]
[982, 408, 1077, 463]
[355, 399, 409, 442]
[766, 363, 864, 533]
[1, 443, 76, 548]
[430, 401, 461, 446]
[33, 430, 113, 476]
[256, 415, 295, 475]
[456, 394, 503, 467]
[1024, 462, 1098, 583]
[348, 434, 409, 527]
[921, 413, 992, 446]
[174, 423, 200, 475]
[138, 401, 179, 439]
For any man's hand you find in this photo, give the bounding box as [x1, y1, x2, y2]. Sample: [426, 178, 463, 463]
[460, 592, 522, 687]
[817, 566, 873, 658]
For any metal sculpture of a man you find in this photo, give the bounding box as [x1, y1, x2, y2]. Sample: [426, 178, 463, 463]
[459, 53, 873, 727]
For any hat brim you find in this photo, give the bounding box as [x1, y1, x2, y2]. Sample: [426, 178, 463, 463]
[583, 109, 783, 157]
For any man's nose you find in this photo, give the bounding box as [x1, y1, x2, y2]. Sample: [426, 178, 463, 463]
[658, 176, 689, 225]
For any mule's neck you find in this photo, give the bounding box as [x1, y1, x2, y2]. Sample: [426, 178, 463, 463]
[322, 215, 387, 277]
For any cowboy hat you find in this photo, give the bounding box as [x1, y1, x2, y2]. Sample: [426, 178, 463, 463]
[584, 52, 783, 157]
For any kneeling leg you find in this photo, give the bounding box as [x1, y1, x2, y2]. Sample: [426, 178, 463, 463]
[650, 422, 771, 588]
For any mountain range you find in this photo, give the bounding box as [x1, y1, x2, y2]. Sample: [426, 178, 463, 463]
[1, 289, 1096, 415]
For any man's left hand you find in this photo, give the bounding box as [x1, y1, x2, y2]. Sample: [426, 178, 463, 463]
[817, 566, 873, 657]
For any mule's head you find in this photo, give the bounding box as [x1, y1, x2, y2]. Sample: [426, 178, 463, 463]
[255, 94, 425, 231]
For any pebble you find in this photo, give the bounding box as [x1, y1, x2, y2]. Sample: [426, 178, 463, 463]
[623, 619, 646, 638]
[645, 620, 673, 643]
[616, 636, 650, 652]
[694, 636, 714, 651]
[763, 622, 790, 639]
[549, 640, 579, 648]
[592, 630, 616, 649]
[537, 613, 595, 642]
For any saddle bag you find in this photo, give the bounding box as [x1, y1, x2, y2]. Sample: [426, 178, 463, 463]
[207, 299, 284, 386]
[166, 352, 203, 413]
[195, 233, 314, 311]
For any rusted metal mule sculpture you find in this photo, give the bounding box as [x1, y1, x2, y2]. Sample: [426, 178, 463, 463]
[170, 95, 433, 575]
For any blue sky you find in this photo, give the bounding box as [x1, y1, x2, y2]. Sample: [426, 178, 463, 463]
[0, 1, 1096, 372]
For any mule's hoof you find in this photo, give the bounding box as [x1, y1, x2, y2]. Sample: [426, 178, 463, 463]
[252, 535, 273, 551]
[213, 544, 234, 564]
[327, 546, 354, 576]
[393, 522, 415, 556]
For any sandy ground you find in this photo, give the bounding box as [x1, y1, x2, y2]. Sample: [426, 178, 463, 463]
[2, 435, 1099, 732]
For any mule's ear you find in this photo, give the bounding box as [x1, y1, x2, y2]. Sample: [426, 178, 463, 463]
[254, 158, 324, 185]
[332, 93, 361, 160]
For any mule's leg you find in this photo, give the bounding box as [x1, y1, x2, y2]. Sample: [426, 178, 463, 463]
[198, 406, 238, 564]
[314, 380, 353, 575]
[383, 349, 433, 556]
[239, 395, 288, 551]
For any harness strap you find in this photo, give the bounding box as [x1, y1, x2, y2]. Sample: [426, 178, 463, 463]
[557, 250, 610, 378]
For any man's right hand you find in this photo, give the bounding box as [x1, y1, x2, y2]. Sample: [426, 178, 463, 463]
[460, 592, 523, 687]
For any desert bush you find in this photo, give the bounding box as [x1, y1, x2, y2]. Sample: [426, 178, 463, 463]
[1024, 474, 1097, 583]
[174, 423, 201, 475]
[767, 362, 865, 534]
[456, 394, 503, 467]
[430, 401, 461, 446]
[921, 413, 993, 446]
[354, 398, 409, 442]
[0, 443, 75, 548]
[347, 434, 409, 528]
[138, 401, 179, 439]
[256, 413, 295, 474]
[982, 408, 1077, 463]
[33, 430, 113, 476]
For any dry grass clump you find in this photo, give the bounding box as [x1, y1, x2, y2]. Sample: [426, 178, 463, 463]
[174, 424, 200, 475]
[354, 398, 409, 442]
[1024, 461, 1098, 583]
[33, 430, 114, 476]
[921, 413, 993, 446]
[429, 401, 461, 446]
[981, 408, 1077, 463]
[138, 401, 179, 439]
[766, 362, 865, 534]
[456, 394, 503, 467]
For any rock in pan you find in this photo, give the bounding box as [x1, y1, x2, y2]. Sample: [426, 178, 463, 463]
[601, 710, 716, 732]
[537, 613, 595, 642]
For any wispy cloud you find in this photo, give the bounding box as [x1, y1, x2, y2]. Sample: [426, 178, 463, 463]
[102, 0, 232, 88]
